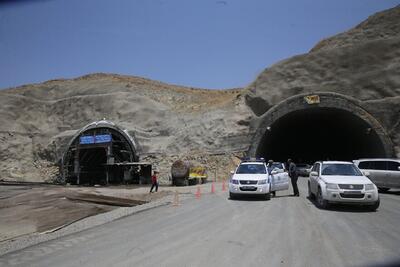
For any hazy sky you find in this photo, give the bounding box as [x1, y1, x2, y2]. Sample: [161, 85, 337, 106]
[0, 0, 398, 89]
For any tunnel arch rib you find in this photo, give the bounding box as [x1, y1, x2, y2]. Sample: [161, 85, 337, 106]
[248, 92, 394, 162]
[61, 120, 139, 184]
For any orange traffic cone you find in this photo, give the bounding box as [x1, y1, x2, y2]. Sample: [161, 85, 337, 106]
[211, 182, 215, 194]
[173, 190, 180, 206]
[195, 185, 201, 199]
[222, 180, 226, 191]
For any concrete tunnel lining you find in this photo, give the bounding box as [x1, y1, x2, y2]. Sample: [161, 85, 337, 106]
[248, 92, 394, 163]
[61, 120, 139, 184]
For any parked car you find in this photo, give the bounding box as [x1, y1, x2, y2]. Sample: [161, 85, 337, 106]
[297, 163, 312, 177]
[229, 159, 289, 200]
[353, 159, 400, 192]
[308, 161, 379, 211]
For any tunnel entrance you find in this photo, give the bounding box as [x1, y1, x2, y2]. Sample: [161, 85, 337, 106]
[78, 147, 107, 184]
[256, 108, 386, 163]
[249, 93, 394, 164]
[61, 121, 151, 185]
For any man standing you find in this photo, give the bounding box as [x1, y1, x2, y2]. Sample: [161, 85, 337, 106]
[287, 159, 299, 196]
[150, 170, 159, 193]
[267, 160, 276, 197]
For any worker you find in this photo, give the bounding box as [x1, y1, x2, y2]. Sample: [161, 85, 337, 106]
[150, 170, 159, 193]
[287, 159, 299, 196]
[267, 160, 276, 197]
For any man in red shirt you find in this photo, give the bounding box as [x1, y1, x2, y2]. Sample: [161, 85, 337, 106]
[149, 170, 159, 193]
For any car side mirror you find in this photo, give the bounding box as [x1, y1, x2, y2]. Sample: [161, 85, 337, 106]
[363, 171, 370, 177]
[398, 166, 400, 171]
[310, 171, 318, 177]
[271, 170, 278, 175]
[230, 171, 234, 175]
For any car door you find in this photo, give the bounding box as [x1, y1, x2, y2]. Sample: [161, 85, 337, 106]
[386, 160, 400, 188]
[309, 163, 320, 194]
[271, 164, 289, 192]
[368, 161, 388, 187]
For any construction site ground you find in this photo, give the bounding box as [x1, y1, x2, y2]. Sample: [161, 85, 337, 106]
[0, 182, 210, 243]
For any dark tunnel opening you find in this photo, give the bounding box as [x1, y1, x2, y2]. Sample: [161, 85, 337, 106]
[79, 147, 107, 184]
[256, 108, 386, 164]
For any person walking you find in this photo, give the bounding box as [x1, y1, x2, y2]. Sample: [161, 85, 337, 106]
[287, 159, 299, 196]
[267, 160, 276, 197]
[150, 170, 159, 193]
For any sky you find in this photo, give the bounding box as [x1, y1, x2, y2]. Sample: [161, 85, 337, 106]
[0, 0, 399, 90]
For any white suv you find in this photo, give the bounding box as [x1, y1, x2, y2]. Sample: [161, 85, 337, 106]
[308, 161, 379, 211]
[229, 159, 271, 200]
[229, 159, 289, 200]
[353, 159, 400, 192]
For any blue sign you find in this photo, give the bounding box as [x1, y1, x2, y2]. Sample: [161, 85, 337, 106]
[79, 134, 112, 145]
[80, 136, 95, 144]
[95, 134, 112, 143]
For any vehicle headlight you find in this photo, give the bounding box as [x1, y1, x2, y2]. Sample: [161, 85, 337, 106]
[258, 179, 267, 185]
[231, 179, 239, 185]
[326, 183, 338, 190]
[365, 184, 375, 191]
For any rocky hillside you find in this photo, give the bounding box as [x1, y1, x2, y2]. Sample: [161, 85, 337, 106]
[1, 5, 399, 182]
[245, 5, 400, 156]
[0, 74, 252, 182]
[311, 6, 400, 52]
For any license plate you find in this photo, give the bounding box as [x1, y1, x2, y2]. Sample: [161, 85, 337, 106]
[242, 186, 256, 190]
[343, 190, 361, 194]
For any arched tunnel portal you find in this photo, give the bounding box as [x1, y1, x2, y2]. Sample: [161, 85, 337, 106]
[248, 93, 394, 164]
[61, 121, 143, 185]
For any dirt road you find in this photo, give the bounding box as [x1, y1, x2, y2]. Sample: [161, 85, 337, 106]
[0, 179, 399, 267]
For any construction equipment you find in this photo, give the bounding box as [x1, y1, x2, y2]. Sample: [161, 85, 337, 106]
[171, 160, 208, 186]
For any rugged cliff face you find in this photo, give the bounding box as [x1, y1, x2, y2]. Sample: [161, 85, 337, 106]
[0, 5, 399, 182]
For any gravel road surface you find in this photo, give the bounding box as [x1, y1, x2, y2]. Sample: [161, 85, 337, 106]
[0, 179, 399, 267]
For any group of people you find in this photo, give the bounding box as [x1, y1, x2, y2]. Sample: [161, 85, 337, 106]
[267, 158, 299, 197]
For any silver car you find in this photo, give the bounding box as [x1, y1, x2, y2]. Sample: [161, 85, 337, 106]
[353, 159, 400, 192]
[308, 161, 379, 211]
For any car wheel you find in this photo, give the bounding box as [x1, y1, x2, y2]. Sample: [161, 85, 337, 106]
[367, 198, 380, 212]
[317, 188, 329, 209]
[378, 187, 390, 193]
[265, 193, 271, 201]
[308, 182, 315, 200]
[229, 192, 236, 200]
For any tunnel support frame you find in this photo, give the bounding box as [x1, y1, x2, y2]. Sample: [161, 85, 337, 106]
[61, 120, 139, 185]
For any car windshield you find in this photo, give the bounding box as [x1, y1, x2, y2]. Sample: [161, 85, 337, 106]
[236, 164, 266, 174]
[321, 164, 363, 176]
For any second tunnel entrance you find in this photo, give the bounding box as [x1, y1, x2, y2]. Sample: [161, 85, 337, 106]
[249, 93, 394, 164]
[256, 107, 386, 163]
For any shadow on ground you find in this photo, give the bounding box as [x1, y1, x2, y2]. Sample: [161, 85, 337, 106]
[306, 196, 376, 213]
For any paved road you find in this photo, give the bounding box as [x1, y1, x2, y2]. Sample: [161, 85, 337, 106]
[1, 179, 399, 267]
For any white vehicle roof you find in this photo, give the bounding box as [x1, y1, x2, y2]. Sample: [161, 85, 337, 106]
[354, 158, 400, 162]
[320, 161, 353, 165]
[240, 162, 265, 165]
